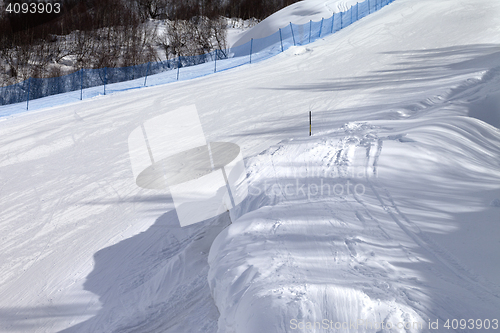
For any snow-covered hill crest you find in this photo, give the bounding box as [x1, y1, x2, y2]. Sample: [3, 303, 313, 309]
[231, 0, 362, 47]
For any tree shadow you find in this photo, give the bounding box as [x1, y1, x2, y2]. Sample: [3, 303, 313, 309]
[59, 208, 230, 333]
[256, 44, 500, 130]
[263, 44, 500, 93]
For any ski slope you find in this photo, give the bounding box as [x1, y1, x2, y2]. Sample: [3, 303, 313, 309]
[1, 0, 500, 332]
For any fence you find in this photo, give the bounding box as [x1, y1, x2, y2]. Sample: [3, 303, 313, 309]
[0, 0, 395, 110]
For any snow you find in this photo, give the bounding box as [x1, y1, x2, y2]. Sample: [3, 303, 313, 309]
[231, 0, 361, 47]
[226, 18, 260, 49]
[210, 116, 500, 332]
[1, 0, 500, 332]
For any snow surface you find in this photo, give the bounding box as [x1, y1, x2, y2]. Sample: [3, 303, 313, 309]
[1, 0, 500, 332]
[231, 0, 361, 47]
[226, 18, 260, 49]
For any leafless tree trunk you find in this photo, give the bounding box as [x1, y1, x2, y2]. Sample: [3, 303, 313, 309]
[160, 16, 227, 60]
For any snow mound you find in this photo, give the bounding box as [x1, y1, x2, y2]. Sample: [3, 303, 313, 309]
[289, 45, 314, 55]
[209, 116, 500, 332]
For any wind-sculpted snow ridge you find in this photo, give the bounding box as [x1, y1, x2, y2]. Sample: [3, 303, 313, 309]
[208, 117, 500, 333]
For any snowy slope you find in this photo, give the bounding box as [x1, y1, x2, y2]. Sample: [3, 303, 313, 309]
[231, 0, 361, 47]
[0, 0, 500, 332]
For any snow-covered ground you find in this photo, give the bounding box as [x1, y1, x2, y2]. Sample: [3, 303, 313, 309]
[230, 0, 361, 47]
[1, 0, 500, 332]
[226, 18, 260, 48]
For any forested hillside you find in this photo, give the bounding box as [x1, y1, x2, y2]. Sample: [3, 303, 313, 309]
[0, 0, 300, 85]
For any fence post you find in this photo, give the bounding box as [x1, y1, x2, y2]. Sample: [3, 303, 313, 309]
[351, 5, 353, 24]
[279, 28, 283, 52]
[177, 58, 180, 80]
[290, 23, 296, 46]
[80, 69, 83, 100]
[331, 13, 335, 33]
[356, 2, 359, 21]
[249, 38, 253, 64]
[341, 12, 343, 29]
[309, 20, 312, 43]
[26, 77, 31, 110]
[368, 0, 371, 14]
[214, 50, 217, 73]
[104, 67, 107, 95]
[319, 18, 323, 37]
[309, 111, 312, 136]
[144, 62, 150, 86]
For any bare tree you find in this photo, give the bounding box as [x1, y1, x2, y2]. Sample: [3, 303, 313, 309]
[122, 21, 159, 66]
[135, 0, 171, 20]
[160, 19, 187, 58]
[73, 30, 96, 69]
[210, 17, 227, 52]
[160, 16, 227, 60]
